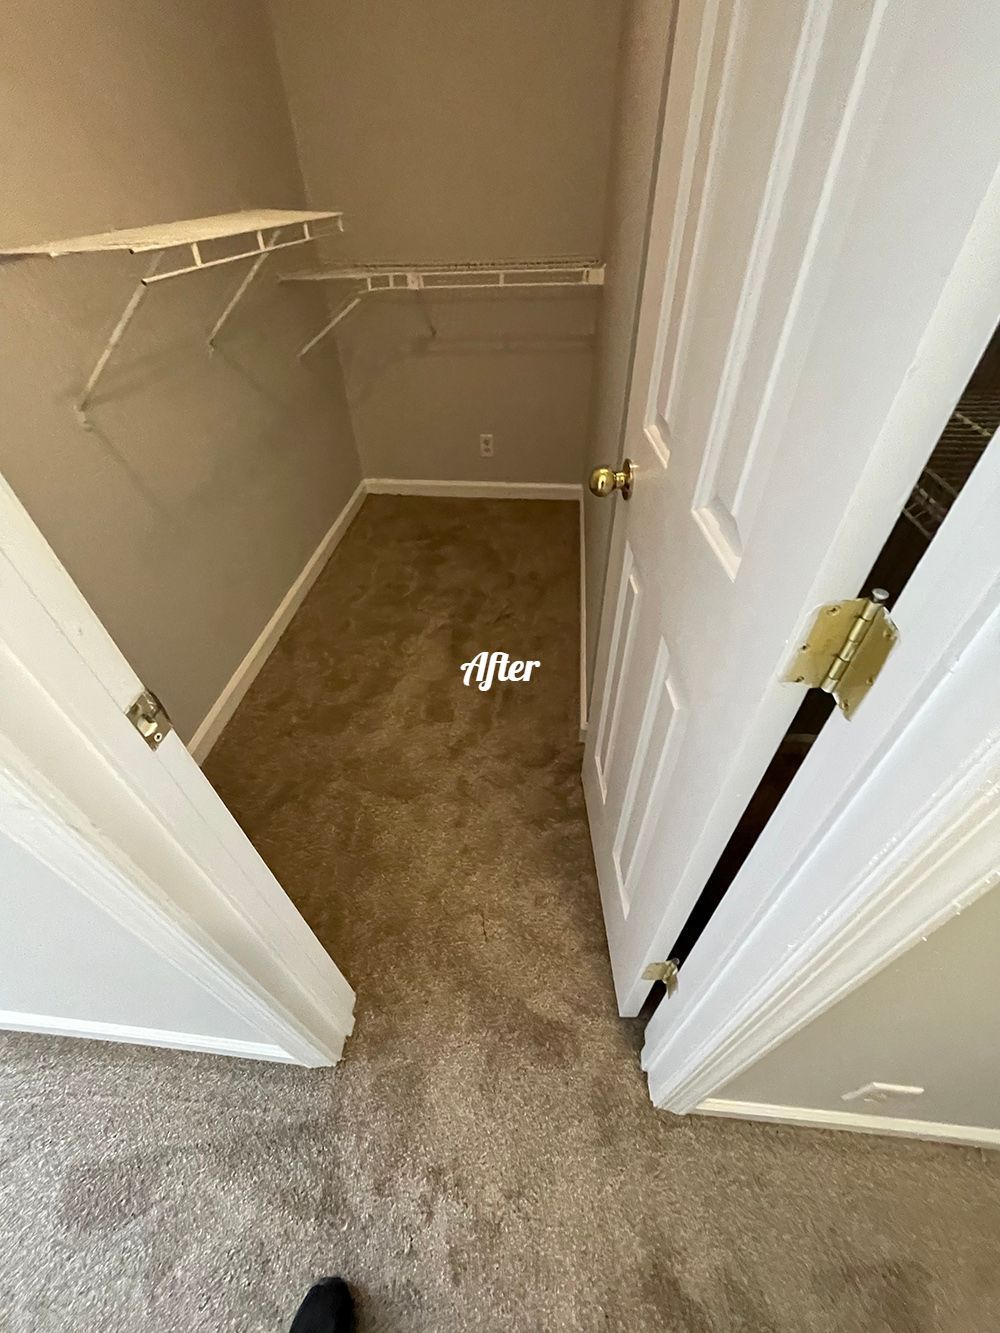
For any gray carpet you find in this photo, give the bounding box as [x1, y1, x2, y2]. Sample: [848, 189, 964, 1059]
[3, 497, 1000, 1332]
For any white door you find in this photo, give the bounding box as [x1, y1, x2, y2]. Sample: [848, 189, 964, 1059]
[585, 0, 1000, 1013]
[644, 425, 1000, 1117]
[0, 474, 355, 1065]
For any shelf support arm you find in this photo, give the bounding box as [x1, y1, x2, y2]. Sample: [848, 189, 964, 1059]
[75, 253, 163, 429]
[298, 290, 365, 358]
[207, 228, 283, 351]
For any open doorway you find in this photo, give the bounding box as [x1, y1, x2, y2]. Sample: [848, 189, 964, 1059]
[666, 322, 1000, 972]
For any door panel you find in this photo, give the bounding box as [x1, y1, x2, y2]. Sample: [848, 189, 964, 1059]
[585, 0, 1000, 1013]
[612, 638, 685, 918]
[594, 544, 640, 798]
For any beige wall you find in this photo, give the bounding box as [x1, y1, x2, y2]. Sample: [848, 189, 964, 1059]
[583, 1, 674, 695]
[339, 294, 597, 484]
[718, 885, 1000, 1134]
[267, 0, 623, 485]
[0, 0, 362, 742]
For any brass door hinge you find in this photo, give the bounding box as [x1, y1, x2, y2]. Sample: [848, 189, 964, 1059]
[126, 689, 172, 750]
[783, 589, 898, 719]
[642, 958, 680, 996]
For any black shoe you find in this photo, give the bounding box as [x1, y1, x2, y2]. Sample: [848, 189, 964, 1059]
[289, 1276, 356, 1332]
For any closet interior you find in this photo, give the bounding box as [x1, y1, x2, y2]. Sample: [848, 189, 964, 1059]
[0, 0, 621, 748]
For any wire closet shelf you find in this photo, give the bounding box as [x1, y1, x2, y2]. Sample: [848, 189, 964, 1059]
[0, 210, 345, 426]
[903, 388, 999, 538]
[282, 257, 605, 356]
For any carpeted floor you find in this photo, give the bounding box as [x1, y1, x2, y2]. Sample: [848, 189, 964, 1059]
[3, 496, 1000, 1332]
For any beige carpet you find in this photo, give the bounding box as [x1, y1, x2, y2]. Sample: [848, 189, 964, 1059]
[3, 496, 1000, 1332]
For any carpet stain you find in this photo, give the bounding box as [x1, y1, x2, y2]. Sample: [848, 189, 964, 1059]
[2, 497, 1000, 1331]
[59, 1156, 157, 1236]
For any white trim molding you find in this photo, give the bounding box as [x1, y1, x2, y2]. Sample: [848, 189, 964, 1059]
[578, 494, 588, 740]
[365, 478, 583, 501]
[0, 1012, 294, 1064]
[190, 479, 366, 762]
[696, 1098, 1000, 1151]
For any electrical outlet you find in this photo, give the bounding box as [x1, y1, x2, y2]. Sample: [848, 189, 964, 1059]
[479, 433, 495, 458]
[841, 1081, 924, 1105]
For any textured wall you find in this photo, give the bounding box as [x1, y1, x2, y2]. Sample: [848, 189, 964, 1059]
[266, 0, 623, 485]
[583, 1, 674, 696]
[0, 0, 362, 741]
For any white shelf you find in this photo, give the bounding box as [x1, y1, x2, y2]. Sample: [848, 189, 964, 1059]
[5, 209, 346, 427]
[285, 257, 604, 290]
[1, 209, 342, 258]
[290, 258, 604, 356]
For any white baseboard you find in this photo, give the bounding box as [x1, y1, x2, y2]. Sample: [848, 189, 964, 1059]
[696, 1096, 1000, 1151]
[189, 479, 367, 762]
[365, 478, 583, 501]
[0, 1010, 294, 1063]
[578, 494, 588, 741]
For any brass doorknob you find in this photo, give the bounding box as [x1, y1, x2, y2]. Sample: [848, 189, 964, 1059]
[589, 459, 634, 500]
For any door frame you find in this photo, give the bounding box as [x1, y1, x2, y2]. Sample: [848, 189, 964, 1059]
[640, 160, 1000, 1112]
[0, 474, 355, 1066]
